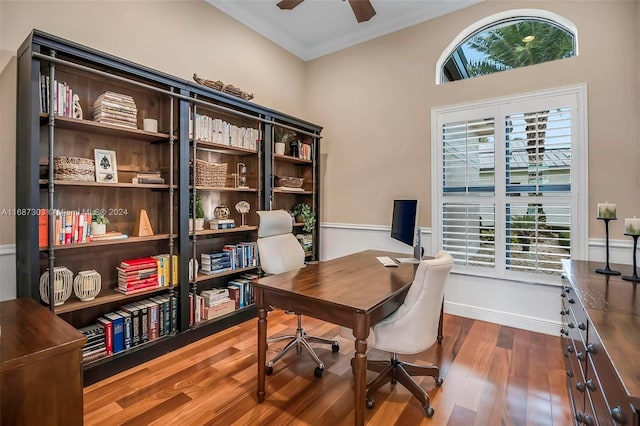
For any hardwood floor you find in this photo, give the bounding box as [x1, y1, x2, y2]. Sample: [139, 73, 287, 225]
[84, 311, 571, 425]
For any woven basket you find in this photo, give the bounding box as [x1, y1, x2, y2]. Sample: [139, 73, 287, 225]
[192, 159, 227, 187]
[53, 156, 95, 182]
[275, 176, 304, 188]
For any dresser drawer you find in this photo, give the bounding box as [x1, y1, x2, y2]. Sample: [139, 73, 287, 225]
[587, 328, 636, 425]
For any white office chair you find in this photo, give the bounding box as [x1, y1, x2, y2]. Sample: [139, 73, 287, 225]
[256, 210, 339, 378]
[360, 250, 453, 417]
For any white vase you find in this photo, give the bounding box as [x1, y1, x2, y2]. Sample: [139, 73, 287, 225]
[275, 142, 285, 155]
[189, 218, 205, 231]
[91, 222, 106, 235]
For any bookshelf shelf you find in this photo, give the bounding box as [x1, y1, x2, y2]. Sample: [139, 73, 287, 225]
[39, 114, 170, 142]
[191, 303, 255, 329]
[38, 180, 174, 189]
[192, 186, 257, 193]
[194, 140, 257, 155]
[273, 153, 312, 164]
[54, 286, 173, 314]
[39, 233, 175, 251]
[193, 226, 258, 237]
[273, 189, 313, 195]
[195, 266, 258, 283]
[82, 333, 173, 368]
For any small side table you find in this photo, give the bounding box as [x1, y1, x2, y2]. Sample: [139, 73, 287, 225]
[1, 298, 86, 425]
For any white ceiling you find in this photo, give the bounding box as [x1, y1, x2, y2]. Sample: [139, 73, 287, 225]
[206, 0, 484, 61]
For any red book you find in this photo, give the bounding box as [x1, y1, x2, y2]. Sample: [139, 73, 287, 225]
[118, 276, 159, 288]
[97, 317, 113, 355]
[120, 257, 158, 269]
[38, 213, 48, 248]
[64, 211, 72, 244]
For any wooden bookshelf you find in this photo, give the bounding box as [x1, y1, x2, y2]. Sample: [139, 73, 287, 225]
[195, 266, 259, 283]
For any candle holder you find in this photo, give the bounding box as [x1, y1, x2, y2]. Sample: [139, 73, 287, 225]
[622, 233, 640, 282]
[595, 218, 621, 275]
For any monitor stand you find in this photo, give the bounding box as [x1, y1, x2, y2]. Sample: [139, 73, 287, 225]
[396, 228, 422, 264]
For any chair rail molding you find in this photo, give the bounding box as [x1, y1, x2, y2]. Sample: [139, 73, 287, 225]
[0, 244, 16, 301]
[320, 222, 633, 336]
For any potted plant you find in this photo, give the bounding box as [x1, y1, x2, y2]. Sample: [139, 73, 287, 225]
[189, 193, 205, 231]
[292, 202, 316, 233]
[90, 210, 109, 235]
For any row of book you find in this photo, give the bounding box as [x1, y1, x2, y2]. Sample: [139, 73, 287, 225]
[188, 108, 259, 150]
[38, 210, 127, 247]
[93, 91, 137, 129]
[199, 242, 258, 275]
[291, 140, 313, 161]
[39, 75, 76, 117]
[132, 170, 165, 184]
[190, 272, 257, 325]
[79, 295, 177, 363]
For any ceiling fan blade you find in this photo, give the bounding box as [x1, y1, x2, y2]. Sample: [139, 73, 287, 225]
[277, 0, 304, 10]
[348, 0, 376, 23]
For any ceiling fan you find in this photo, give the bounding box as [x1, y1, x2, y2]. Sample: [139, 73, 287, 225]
[276, 0, 376, 23]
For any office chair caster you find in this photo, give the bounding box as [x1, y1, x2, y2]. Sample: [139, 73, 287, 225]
[265, 365, 274, 375]
[423, 405, 435, 417]
[314, 367, 324, 378]
[435, 376, 444, 386]
[366, 398, 375, 409]
[332, 342, 340, 352]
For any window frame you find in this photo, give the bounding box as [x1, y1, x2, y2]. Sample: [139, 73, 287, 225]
[435, 9, 579, 85]
[431, 85, 588, 285]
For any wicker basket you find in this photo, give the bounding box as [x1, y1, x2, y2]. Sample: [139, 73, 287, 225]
[53, 156, 95, 182]
[192, 159, 227, 187]
[275, 176, 304, 188]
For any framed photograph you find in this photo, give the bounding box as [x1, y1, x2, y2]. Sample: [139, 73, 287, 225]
[94, 149, 118, 183]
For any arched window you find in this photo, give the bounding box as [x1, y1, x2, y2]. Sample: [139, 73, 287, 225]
[437, 10, 577, 84]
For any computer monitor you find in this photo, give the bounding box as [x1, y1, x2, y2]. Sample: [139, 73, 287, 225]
[390, 199, 422, 263]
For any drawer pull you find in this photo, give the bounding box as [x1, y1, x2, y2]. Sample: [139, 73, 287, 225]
[561, 292, 567, 298]
[560, 328, 569, 336]
[561, 273, 567, 279]
[578, 322, 586, 330]
[583, 414, 594, 425]
[568, 322, 575, 328]
[576, 381, 585, 392]
[568, 298, 575, 304]
[611, 406, 626, 424]
[577, 352, 585, 361]
[575, 411, 584, 423]
[566, 345, 574, 353]
[586, 343, 597, 354]
[585, 379, 596, 391]
[566, 369, 574, 378]
[560, 309, 569, 315]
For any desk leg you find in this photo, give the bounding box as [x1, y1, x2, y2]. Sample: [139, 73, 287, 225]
[437, 299, 444, 344]
[353, 316, 368, 426]
[257, 291, 267, 403]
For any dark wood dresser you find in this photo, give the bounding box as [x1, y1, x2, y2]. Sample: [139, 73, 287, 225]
[0, 298, 86, 425]
[561, 260, 640, 425]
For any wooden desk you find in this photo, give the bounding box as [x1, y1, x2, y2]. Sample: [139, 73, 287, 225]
[0, 298, 86, 426]
[254, 250, 421, 426]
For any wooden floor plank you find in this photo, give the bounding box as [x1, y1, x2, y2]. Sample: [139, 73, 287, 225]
[84, 311, 571, 425]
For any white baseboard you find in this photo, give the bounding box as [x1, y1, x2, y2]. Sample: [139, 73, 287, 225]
[0, 244, 16, 301]
[444, 301, 561, 336]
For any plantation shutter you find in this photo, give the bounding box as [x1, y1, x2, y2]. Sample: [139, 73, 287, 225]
[442, 118, 496, 269]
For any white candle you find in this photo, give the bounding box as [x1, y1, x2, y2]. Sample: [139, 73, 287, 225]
[625, 217, 640, 235]
[597, 202, 616, 219]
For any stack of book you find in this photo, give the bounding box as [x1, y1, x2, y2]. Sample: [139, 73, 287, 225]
[93, 91, 137, 129]
[200, 252, 232, 274]
[116, 257, 158, 295]
[79, 323, 107, 363]
[223, 242, 259, 269]
[227, 277, 254, 309]
[132, 170, 164, 185]
[208, 219, 235, 230]
[200, 288, 235, 320]
[89, 231, 128, 242]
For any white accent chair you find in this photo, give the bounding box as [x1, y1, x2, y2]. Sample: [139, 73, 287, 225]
[359, 250, 453, 417]
[256, 210, 339, 378]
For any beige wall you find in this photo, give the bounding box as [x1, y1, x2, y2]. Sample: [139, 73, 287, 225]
[0, 0, 308, 245]
[1, 0, 638, 245]
[307, 0, 640, 240]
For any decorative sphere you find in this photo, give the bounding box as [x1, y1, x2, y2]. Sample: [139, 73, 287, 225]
[214, 205, 230, 220]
